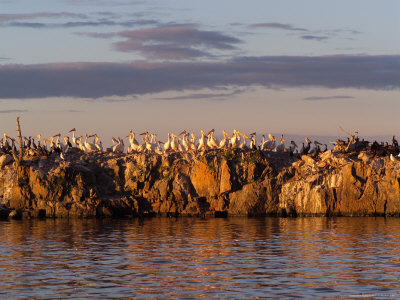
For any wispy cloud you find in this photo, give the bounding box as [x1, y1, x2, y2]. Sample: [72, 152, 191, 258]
[249, 22, 307, 31]
[0, 55, 398, 99]
[300, 35, 330, 42]
[81, 24, 242, 60]
[0, 12, 86, 22]
[154, 89, 245, 101]
[303, 96, 355, 101]
[4, 19, 158, 29]
[0, 109, 29, 113]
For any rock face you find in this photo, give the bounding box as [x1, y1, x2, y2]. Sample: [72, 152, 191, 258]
[1, 149, 400, 218]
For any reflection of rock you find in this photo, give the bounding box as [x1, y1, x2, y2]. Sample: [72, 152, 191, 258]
[1, 148, 400, 218]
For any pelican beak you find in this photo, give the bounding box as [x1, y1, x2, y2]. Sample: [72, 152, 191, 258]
[250, 132, 256, 136]
[139, 132, 147, 135]
[68, 128, 75, 133]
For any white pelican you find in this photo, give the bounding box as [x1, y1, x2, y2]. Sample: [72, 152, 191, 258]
[84, 134, 97, 152]
[249, 133, 257, 150]
[274, 135, 286, 153]
[137, 138, 146, 153]
[171, 134, 179, 152]
[36, 134, 41, 146]
[145, 135, 154, 152]
[207, 129, 219, 149]
[190, 133, 197, 150]
[219, 130, 230, 149]
[164, 133, 171, 153]
[263, 134, 276, 151]
[69, 128, 77, 147]
[238, 132, 249, 150]
[155, 141, 164, 155]
[198, 130, 208, 151]
[179, 131, 190, 152]
[126, 131, 139, 152]
[230, 130, 239, 148]
[113, 137, 124, 153]
[94, 135, 103, 152]
[75, 136, 85, 151]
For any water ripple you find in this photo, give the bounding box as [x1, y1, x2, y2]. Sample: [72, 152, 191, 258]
[1, 217, 400, 298]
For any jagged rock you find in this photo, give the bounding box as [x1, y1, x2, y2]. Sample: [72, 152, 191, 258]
[0, 148, 400, 218]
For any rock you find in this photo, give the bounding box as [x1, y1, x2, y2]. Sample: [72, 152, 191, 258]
[0, 148, 399, 218]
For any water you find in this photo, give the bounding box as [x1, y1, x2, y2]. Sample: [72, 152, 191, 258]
[1, 217, 400, 299]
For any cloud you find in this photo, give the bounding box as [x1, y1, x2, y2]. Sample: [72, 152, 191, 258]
[0, 55, 398, 99]
[64, 0, 144, 6]
[300, 35, 330, 42]
[0, 12, 86, 22]
[82, 24, 242, 60]
[303, 96, 355, 101]
[0, 109, 28, 113]
[249, 22, 307, 31]
[4, 19, 158, 29]
[154, 89, 245, 101]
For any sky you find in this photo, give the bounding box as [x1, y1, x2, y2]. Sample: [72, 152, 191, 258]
[0, 0, 399, 144]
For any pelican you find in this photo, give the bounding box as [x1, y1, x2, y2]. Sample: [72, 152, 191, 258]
[126, 131, 138, 152]
[94, 135, 103, 152]
[164, 133, 171, 153]
[249, 135, 257, 150]
[35, 134, 41, 146]
[177, 137, 184, 152]
[76, 136, 85, 151]
[198, 130, 208, 151]
[263, 134, 276, 151]
[268, 133, 275, 142]
[145, 134, 155, 152]
[63, 136, 72, 152]
[207, 129, 219, 149]
[179, 130, 190, 151]
[190, 132, 197, 146]
[260, 135, 266, 150]
[219, 130, 230, 149]
[113, 137, 124, 153]
[84, 134, 97, 152]
[238, 132, 249, 150]
[155, 141, 164, 155]
[274, 135, 286, 152]
[137, 138, 146, 153]
[171, 134, 179, 152]
[69, 128, 77, 147]
[230, 130, 239, 148]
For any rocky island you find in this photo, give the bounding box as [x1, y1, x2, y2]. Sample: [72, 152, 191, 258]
[1, 141, 400, 219]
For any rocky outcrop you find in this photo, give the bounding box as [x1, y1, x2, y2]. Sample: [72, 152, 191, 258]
[1, 148, 400, 218]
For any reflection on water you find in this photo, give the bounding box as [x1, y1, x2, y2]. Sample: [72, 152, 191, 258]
[1, 217, 400, 298]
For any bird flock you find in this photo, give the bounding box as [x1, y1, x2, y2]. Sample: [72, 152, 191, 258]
[0, 128, 328, 159]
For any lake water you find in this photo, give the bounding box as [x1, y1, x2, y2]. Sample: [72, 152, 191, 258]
[1, 217, 400, 298]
